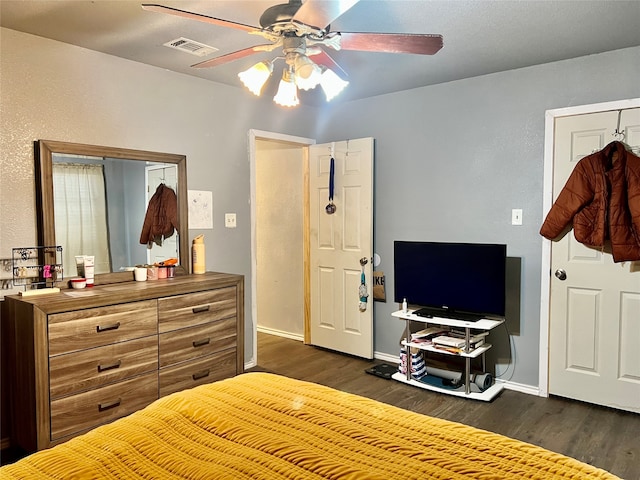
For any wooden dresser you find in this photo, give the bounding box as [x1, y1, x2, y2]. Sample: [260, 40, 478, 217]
[4, 272, 244, 453]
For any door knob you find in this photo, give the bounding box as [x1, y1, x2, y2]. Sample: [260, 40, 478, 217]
[555, 269, 567, 281]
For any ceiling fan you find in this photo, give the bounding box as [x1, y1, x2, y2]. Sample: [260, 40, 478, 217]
[142, 1, 443, 107]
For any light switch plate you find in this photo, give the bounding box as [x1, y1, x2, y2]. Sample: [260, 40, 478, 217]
[225, 213, 237, 228]
[511, 209, 523, 225]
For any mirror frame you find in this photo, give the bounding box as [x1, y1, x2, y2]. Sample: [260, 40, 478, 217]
[35, 140, 189, 285]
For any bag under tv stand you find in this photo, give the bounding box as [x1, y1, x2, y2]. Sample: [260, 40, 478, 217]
[391, 309, 505, 401]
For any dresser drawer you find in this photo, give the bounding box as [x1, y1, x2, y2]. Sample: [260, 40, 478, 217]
[159, 349, 236, 397]
[157, 288, 236, 333]
[48, 300, 158, 356]
[50, 372, 158, 441]
[49, 336, 158, 398]
[158, 317, 237, 368]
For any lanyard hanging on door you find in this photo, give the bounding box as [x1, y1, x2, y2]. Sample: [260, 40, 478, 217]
[359, 257, 369, 312]
[325, 156, 336, 214]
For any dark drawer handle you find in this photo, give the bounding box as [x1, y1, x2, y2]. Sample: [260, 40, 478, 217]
[97, 360, 122, 373]
[192, 305, 210, 314]
[98, 398, 121, 412]
[192, 338, 211, 348]
[96, 322, 121, 333]
[192, 369, 210, 381]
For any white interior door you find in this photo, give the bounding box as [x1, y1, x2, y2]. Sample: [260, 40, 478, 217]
[548, 107, 640, 413]
[145, 165, 178, 264]
[309, 138, 374, 359]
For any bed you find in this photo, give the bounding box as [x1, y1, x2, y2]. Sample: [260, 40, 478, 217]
[1, 372, 617, 479]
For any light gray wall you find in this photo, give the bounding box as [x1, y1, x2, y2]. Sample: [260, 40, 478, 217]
[102, 158, 146, 271]
[0, 27, 318, 360]
[314, 46, 640, 388]
[2, 25, 639, 390]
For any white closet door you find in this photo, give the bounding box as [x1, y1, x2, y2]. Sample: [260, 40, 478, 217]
[548, 108, 640, 413]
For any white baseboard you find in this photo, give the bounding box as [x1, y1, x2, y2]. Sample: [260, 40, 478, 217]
[496, 378, 541, 396]
[373, 351, 400, 364]
[257, 326, 304, 342]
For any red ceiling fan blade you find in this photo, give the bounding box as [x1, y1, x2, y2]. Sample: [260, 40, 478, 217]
[292, 0, 359, 30]
[338, 32, 443, 55]
[310, 50, 348, 78]
[191, 45, 274, 68]
[142, 4, 258, 33]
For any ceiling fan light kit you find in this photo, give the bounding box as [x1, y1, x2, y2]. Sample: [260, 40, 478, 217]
[142, 1, 443, 108]
[273, 67, 300, 107]
[238, 61, 274, 96]
[319, 68, 350, 102]
[292, 54, 323, 90]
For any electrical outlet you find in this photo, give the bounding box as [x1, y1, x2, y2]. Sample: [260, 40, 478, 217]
[225, 213, 237, 228]
[511, 209, 523, 225]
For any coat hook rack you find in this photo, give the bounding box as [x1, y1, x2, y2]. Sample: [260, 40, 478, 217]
[612, 110, 625, 141]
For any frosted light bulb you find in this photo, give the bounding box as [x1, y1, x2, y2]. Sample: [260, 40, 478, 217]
[273, 69, 299, 107]
[294, 55, 322, 90]
[320, 68, 349, 101]
[238, 61, 273, 96]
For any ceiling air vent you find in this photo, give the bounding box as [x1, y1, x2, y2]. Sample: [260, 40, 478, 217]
[163, 37, 218, 57]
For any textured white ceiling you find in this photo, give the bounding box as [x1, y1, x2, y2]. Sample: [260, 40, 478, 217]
[2, 0, 639, 106]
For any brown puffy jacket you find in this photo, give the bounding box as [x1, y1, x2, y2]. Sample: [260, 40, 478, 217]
[139, 184, 179, 247]
[540, 141, 640, 262]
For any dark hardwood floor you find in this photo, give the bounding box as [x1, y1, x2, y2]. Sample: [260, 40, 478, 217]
[251, 332, 639, 480]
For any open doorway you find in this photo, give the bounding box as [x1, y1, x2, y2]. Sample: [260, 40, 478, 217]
[249, 130, 315, 367]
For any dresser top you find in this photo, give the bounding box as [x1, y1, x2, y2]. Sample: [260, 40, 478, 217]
[5, 272, 243, 313]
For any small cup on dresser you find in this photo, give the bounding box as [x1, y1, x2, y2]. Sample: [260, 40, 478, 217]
[134, 267, 147, 282]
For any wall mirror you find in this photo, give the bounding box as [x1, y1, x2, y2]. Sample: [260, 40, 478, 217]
[36, 140, 189, 285]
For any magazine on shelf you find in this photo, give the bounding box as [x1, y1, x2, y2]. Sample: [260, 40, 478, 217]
[432, 335, 486, 348]
[410, 327, 450, 344]
[447, 329, 489, 340]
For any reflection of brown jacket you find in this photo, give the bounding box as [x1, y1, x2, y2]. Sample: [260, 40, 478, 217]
[540, 141, 640, 262]
[140, 184, 179, 247]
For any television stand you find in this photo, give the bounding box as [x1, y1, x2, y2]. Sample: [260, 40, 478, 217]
[391, 309, 504, 401]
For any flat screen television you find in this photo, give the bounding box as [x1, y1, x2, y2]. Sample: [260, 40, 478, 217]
[394, 241, 506, 321]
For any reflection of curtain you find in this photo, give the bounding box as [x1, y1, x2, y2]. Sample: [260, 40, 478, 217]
[53, 163, 111, 276]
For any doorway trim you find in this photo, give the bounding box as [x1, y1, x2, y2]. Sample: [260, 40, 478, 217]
[538, 98, 640, 397]
[248, 129, 315, 368]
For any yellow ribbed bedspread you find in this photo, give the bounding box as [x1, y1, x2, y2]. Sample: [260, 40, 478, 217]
[1, 372, 618, 479]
